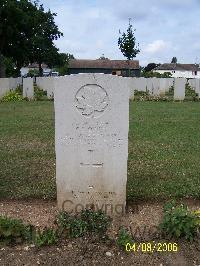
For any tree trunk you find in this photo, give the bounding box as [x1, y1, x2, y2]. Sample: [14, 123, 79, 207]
[16, 61, 22, 78]
[0, 54, 6, 78]
[128, 59, 131, 77]
[39, 62, 43, 76]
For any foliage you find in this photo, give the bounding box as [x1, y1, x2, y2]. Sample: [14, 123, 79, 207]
[0, 0, 63, 77]
[117, 227, 133, 249]
[0, 216, 33, 245]
[57, 211, 87, 238]
[159, 201, 199, 241]
[34, 85, 47, 101]
[171, 57, 177, 63]
[118, 19, 140, 61]
[134, 90, 149, 97]
[57, 210, 111, 238]
[27, 69, 39, 77]
[141, 71, 172, 78]
[1, 91, 23, 102]
[98, 54, 109, 60]
[54, 53, 74, 76]
[26, 2, 63, 75]
[4, 57, 19, 77]
[15, 85, 23, 95]
[143, 63, 160, 73]
[34, 227, 58, 247]
[80, 209, 111, 235]
[185, 82, 199, 101]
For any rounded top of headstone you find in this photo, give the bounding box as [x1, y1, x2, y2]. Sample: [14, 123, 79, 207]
[75, 84, 109, 118]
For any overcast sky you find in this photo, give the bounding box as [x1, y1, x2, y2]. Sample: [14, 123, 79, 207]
[42, 0, 200, 66]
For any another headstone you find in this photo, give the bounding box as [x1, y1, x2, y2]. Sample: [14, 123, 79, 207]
[159, 78, 167, 96]
[54, 74, 130, 216]
[196, 79, 200, 98]
[174, 78, 186, 100]
[0, 78, 10, 98]
[44, 77, 55, 99]
[23, 77, 34, 99]
[9, 78, 18, 91]
[137, 77, 147, 92]
[152, 78, 160, 96]
[146, 78, 153, 95]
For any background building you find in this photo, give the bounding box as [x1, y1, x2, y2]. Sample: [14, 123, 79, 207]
[153, 63, 200, 78]
[68, 59, 140, 77]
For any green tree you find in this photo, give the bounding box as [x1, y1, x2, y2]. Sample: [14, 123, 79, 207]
[143, 63, 160, 72]
[118, 19, 140, 60]
[98, 54, 109, 60]
[0, 0, 63, 77]
[28, 3, 63, 76]
[0, 0, 37, 77]
[118, 19, 140, 76]
[171, 57, 177, 63]
[4, 57, 18, 77]
[54, 53, 75, 76]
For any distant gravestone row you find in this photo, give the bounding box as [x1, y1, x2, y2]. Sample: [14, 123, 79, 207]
[1, 76, 199, 101]
[129, 77, 200, 100]
[129, 77, 174, 98]
[0, 77, 22, 98]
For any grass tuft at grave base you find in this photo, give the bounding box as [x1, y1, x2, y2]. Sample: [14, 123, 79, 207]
[0, 101, 200, 200]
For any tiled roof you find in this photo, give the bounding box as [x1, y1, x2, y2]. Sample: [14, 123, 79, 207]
[68, 59, 139, 69]
[155, 63, 200, 71]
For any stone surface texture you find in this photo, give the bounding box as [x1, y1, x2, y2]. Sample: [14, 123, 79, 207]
[23, 77, 34, 99]
[0, 78, 10, 98]
[174, 78, 186, 100]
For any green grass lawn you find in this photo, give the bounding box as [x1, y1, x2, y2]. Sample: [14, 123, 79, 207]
[0, 101, 200, 200]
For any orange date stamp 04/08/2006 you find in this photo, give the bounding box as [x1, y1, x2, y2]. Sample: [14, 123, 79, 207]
[125, 242, 178, 253]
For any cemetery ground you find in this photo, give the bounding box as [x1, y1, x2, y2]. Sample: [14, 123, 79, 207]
[0, 101, 200, 265]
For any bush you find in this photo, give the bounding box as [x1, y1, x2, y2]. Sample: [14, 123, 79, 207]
[34, 228, 58, 247]
[185, 83, 199, 101]
[0, 216, 33, 245]
[1, 91, 23, 102]
[57, 212, 88, 238]
[15, 85, 23, 95]
[159, 201, 199, 241]
[57, 209, 111, 238]
[34, 85, 47, 101]
[80, 209, 111, 235]
[117, 227, 133, 249]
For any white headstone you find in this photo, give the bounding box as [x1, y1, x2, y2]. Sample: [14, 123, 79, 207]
[54, 74, 130, 216]
[165, 78, 174, 93]
[45, 77, 54, 99]
[146, 78, 153, 95]
[152, 78, 160, 96]
[129, 77, 137, 99]
[0, 78, 10, 98]
[23, 77, 34, 99]
[159, 78, 167, 96]
[17, 77, 22, 86]
[9, 78, 18, 90]
[137, 77, 147, 92]
[36, 77, 54, 98]
[195, 79, 200, 97]
[174, 78, 186, 100]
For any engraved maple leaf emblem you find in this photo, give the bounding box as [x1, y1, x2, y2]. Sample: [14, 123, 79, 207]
[75, 85, 109, 117]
